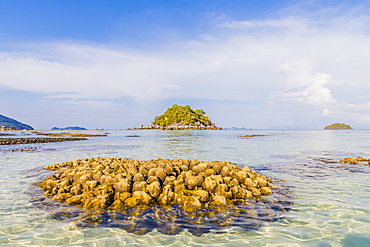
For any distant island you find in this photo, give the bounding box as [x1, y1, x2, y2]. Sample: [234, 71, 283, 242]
[128, 104, 221, 130]
[324, 123, 353, 130]
[0, 114, 34, 130]
[226, 127, 254, 130]
[52, 126, 87, 130]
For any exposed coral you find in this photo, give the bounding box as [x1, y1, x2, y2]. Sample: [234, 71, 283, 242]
[238, 135, 267, 138]
[39, 157, 277, 211]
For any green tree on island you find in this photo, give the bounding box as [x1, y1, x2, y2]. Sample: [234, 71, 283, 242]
[324, 123, 352, 129]
[152, 104, 212, 127]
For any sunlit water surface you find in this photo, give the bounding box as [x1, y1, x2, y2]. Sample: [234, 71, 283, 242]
[1, 130, 370, 246]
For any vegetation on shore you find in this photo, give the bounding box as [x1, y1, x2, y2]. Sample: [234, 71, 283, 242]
[127, 104, 221, 130]
[153, 104, 212, 127]
[324, 123, 352, 130]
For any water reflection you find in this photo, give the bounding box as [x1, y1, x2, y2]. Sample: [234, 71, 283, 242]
[157, 130, 208, 157]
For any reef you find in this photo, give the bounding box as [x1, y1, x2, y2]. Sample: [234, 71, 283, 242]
[315, 156, 370, 166]
[39, 133, 108, 137]
[339, 157, 370, 165]
[33, 157, 292, 235]
[324, 123, 352, 130]
[8, 146, 53, 152]
[238, 134, 267, 138]
[0, 137, 87, 145]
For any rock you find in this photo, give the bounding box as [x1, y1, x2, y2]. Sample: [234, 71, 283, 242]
[209, 195, 227, 207]
[147, 181, 161, 198]
[192, 190, 210, 203]
[132, 181, 147, 192]
[202, 177, 218, 193]
[260, 187, 272, 195]
[340, 157, 358, 164]
[132, 191, 152, 205]
[133, 173, 145, 182]
[192, 163, 208, 174]
[155, 168, 167, 182]
[114, 181, 131, 192]
[185, 175, 203, 190]
[255, 177, 268, 188]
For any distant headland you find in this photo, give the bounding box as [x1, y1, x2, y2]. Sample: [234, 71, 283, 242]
[52, 126, 87, 130]
[324, 123, 352, 130]
[127, 104, 222, 130]
[0, 114, 34, 130]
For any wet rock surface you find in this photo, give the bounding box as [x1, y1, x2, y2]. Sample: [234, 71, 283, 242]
[38, 133, 108, 137]
[315, 156, 370, 166]
[0, 137, 87, 145]
[9, 146, 53, 152]
[31, 157, 292, 235]
[238, 134, 267, 138]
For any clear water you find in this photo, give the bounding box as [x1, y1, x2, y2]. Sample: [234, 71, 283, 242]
[1, 130, 370, 246]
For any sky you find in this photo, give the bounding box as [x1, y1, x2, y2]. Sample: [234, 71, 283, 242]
[1, 0, 370, 129]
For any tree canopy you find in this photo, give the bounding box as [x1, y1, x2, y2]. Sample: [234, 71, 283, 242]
[324, 123, 352, 129]
[152, 104, 212, 127]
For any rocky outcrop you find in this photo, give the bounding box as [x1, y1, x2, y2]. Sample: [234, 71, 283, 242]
[128, 122, 222, 130]
[0, 137, 87, 145]
[238, 134, 267, 138]
[315, 156, 370, 166]
[39, 157, 276, 211]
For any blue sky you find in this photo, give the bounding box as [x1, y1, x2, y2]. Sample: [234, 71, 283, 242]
[1, 0, 370, 129]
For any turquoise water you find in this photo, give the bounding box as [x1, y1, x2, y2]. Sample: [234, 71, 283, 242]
[0, 130, 370, 246]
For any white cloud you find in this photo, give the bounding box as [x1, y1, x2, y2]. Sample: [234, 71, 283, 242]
[270, 73, 335, 105]
[217, 19, 298, 29]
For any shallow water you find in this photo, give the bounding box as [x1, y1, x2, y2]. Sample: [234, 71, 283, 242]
[1, 129, 370, 246]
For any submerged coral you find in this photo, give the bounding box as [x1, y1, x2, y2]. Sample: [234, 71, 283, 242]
[34, 157, 292, 235]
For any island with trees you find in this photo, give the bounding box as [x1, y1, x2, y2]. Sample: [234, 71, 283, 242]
[128, 104, 221, 130]
[324, 123, 353, 130]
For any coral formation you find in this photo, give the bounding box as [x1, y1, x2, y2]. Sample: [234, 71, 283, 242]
[0, 137, 87, 145]
[238, 134, 267, 138]
[39, 157, 277, 211]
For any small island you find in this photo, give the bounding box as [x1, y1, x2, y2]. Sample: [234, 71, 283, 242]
[128, 104, 222, 130]
[324, 123, 353, 130]
[52, 126, 87, 130]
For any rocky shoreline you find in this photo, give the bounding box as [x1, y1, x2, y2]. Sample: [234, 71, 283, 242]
[127, 124, 222, 130]
[0, 137, 87, 145]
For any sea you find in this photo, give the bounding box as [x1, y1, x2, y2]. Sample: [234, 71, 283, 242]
[0, 129, 369, 246]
